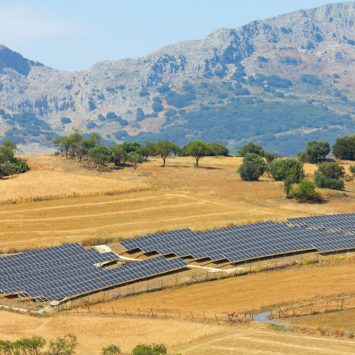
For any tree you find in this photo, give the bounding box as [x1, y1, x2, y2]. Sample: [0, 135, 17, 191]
[77, 133, 102, 159]
[264, 151, 279, 163]
[88, 146, 112, 166]
[132, 343, 167, 355]
[238, 153, 267, 181]
[333, 135, 355, 160]
[49, 333, 78, 355]
[290, 180, 323, 203]
[269, 158, 304, 183]
[237, 142, 264, 157]
[283, 176, 293, 198]
[122, 141, 142, 154]
[0, 144, 15, 164]
[154, 140, 179, 167]
[182, 140, 211, 167]
[128, 152, 142, 170]
[110, 144, 128, 167]
[101, 344, 121, 355]
[314, 162, 345, 190]
[138, 141, 156, 161]
[299, 140, 330, 163]
[207, 143, 229, 157]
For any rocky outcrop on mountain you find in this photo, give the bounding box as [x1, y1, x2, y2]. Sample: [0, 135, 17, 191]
[0, 2, 354, 154]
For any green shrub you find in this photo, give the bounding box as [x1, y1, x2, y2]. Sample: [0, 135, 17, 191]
[49, 333, 78, 355]
[239, 153, 267, 181]
[298, 140, 330, 163]
[132, 343, 167, 355]
[101, 344, 121, 355]
[333, 135, 355, 160]
[9, 157, 29, 173]
[350, 165, 355, 176]
[237, 142, 264, 157]
[317, 162, 345, 179]
[290, 180, 323, 203]
[269, 158, 304, 183]
[314, 172, 344, 190]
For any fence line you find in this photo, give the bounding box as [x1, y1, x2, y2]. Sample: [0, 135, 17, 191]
[271, 293, 355, 319]
[61, 304, 254, 325]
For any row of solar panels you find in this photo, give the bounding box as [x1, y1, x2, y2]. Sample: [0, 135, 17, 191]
[121, 214, 355, 263]
[0, 244, 187, 302]
[288, 214, 355, 236]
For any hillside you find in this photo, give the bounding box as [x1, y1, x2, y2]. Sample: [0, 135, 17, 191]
[0, 2, 354, 154]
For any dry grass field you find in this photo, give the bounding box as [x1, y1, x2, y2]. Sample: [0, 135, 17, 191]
[88, 261, 355, 315]
[1, 312, 354, 355]
[0, 155, 353, 251]
[1, 312, 354, 354]
[290, 309, 355, 332]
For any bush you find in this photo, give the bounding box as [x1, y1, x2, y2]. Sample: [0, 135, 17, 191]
[207, 143, 229, 156]
[269, 158, 304, 183]
[49, 333, 78, 355]
[333, 135, 355, 160]
[317, 162, 344, 179]
[314, 172, 344, 190]
[350, 165, 355, 176]
[237, 142, 264, 157]
[313, 162, 345, 190]
[290, 180, 323, 203]
[132, 343, 167, 355]
[299, 140, 330, 163]
[239, 153, 267, 181]
[9, 157, 29, 173]
[101, 344, 121, 355]
[88, 146, 112, 166]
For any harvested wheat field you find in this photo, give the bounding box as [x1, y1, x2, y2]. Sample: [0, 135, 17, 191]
[0, 155, 353, 250]
[177, 328, 355, 354]
[0, 311, 225, 354]
[91, 261, 355, 315]
[1, 312, 354, 355]
[290, 309, 355, 332]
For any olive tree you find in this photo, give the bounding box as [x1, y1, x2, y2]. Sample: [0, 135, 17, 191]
[182, 140, 211, 167]
[154, 140, 179, 167]
[238, 153, 267, 181]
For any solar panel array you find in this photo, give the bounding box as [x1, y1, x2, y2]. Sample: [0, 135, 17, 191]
[0, 244, 186, 302]
[121, 214, 355, 263]
[288, 214, 355, 236]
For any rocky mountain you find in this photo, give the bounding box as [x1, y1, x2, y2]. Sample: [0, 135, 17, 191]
[0, 2, 354, 155]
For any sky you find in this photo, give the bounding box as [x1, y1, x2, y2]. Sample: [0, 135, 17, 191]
[0, 0, 347, 71]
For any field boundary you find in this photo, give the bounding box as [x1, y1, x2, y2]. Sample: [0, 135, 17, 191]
[271, 293, 355, 319]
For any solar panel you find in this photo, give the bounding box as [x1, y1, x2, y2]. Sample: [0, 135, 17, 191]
[0, 245, 187, 302]
[121, 214, 355, 263]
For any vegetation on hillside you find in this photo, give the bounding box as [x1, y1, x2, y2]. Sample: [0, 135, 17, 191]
[0, 140, 29, 179]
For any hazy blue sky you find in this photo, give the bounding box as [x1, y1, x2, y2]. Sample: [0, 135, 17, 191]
[0, 0, 347, 71]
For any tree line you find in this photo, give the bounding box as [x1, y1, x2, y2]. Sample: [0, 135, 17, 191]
[52, 129, 229, 168]
[237, 136, 355, 203]
[0, 333, 169, 355]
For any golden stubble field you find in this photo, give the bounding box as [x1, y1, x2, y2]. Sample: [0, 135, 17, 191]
[0, 155, 353, 251]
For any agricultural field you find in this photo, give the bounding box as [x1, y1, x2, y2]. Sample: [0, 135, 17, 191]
[290, 309, 355, 332]
[0, 155, 353, 251]
[87, 259, 355, 315]
[0, 155, 354, 354]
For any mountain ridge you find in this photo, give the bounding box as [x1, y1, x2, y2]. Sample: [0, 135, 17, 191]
[0, 1, 354, 155]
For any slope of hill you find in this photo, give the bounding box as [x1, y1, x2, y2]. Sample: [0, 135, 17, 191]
[0, 2, 354, 154]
